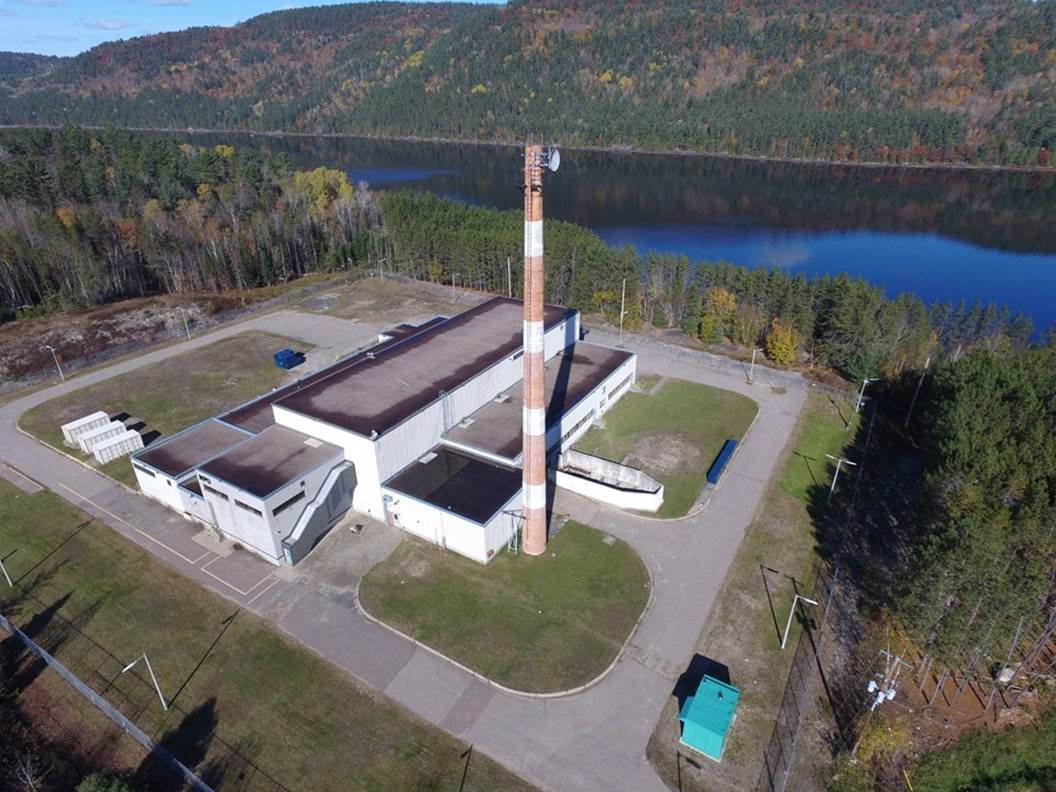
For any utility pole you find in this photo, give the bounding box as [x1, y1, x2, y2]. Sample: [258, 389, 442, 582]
[176, 307, 191, 340]
[855, 377, 876, 414]
[43, 344, 65, 382]
[904, 356, 931, 428]
[852, 647, 913, 756]
[378, 256, 387, 283]
[781, 594, 819, 649]
[825, 453, 858, 505]
[618, 277, 627, 347]
[748, 347, 763, 384]
[121, 652, 168, 711]
[507, 256, 512, 298]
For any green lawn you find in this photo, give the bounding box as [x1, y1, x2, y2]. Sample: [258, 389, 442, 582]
[574, 377, 758, 517]
[20, 332, 305, 488]
[0, 479, 535, 792]
[359, 523, 650, 693]
[647, 392, 858, 791]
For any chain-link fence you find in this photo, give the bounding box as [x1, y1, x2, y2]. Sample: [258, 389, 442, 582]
[1, 600, 291, 792]
[754, 564, 840, 792]
[1, 273, 369, 395]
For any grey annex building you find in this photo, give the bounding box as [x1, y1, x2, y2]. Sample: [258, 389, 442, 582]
[130, 297, 637, 565]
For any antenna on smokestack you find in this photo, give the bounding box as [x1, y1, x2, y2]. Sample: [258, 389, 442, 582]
[520, 142, 560, 557]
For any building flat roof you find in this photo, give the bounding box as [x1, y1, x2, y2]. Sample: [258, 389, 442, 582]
[219, 316, 448, 434]
[443, 343, 633, 461]
[274, 297, 576, 438]
[385, 446, 521, 525]
[199, 425, 343, 498]
[134, 420, 251, 478]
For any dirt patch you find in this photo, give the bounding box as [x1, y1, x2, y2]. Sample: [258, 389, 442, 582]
[624, 432, 701, 476]
[299, 276, 488, 327]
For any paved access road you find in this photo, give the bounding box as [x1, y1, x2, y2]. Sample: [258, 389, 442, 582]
[0, 311, 807, 792]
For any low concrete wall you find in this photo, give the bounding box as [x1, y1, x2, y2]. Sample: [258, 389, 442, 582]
[555, 450, 664, 513]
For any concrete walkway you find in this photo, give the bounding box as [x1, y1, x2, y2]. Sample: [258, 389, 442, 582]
[0, 311, 807, 792]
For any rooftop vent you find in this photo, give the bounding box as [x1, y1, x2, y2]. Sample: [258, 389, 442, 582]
[419, 451, 438, 464]
[303, 438, 323, 448]
[458, 417, 476, 428]
[494, 394, 511, 404]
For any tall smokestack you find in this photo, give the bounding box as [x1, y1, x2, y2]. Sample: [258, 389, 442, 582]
[522, 143, 548, 556]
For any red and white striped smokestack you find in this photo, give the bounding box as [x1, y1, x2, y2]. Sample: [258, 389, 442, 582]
[522, 143, 548, 556]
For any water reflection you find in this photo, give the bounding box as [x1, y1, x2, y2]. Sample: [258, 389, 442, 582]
[169, 131, 1056, 330]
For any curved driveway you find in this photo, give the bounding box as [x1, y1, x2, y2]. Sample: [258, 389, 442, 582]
[0, 314, 806, 792]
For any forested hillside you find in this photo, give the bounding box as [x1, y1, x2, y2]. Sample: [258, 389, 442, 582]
[2, 0, 1055, 167]
[0, 51, 64, 92]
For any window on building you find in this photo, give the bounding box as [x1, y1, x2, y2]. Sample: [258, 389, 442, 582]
[202, 484, 229, 501]
[272, 490, 306, 517]
[560, 410, 595, 446]
[235, 499, 263, 517]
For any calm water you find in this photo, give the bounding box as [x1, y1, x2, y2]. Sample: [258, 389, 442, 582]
[177, 132, 1056, 333]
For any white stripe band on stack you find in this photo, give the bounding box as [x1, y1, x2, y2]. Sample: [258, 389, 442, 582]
[524, 482, 547, 510]
[523, 320, 545, 354]
[522, 406, 546, 435]
[524, 220, 543, 258]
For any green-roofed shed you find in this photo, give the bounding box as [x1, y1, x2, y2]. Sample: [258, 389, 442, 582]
[678, 675, 740, 762]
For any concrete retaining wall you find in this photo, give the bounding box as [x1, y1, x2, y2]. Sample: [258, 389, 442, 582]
[555, 450, 664, 512]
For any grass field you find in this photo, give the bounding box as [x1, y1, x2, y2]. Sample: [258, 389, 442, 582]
[0, 479, 535, 792]
[359, 523, 650, 693]
[574, 377, 758, 518]
[20, 332, 304, 488]
[647, 392, 858, 792]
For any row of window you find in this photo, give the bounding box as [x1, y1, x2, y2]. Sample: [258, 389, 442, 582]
[560, 409, 596, 447]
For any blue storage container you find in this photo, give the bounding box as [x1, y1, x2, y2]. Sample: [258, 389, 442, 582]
[707, 439, 738, 485]
[274, 348, 305, 370]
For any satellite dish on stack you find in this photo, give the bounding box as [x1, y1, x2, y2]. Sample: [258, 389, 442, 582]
[547, 147, 561, 172]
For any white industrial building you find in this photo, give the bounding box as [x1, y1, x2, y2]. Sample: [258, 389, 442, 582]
[131, 297, 636, 565]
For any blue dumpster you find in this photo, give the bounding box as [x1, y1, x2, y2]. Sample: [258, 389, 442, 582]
[273, 348, 305, 370]
[707, 439, 738, 485]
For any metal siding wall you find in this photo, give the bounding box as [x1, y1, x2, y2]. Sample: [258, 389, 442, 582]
[381, 488, 488, 562]
[548, 355, 638, 453]
[134, 467, 186, 513]
[272, 405, 384, 518]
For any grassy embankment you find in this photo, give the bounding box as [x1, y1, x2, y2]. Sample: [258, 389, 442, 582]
[0, 478, 535, 791]
[574, 377, 758, 518]
[647, 392, 859, 791]
[360, 522, 650, 693]
[20, 332, 304, 488]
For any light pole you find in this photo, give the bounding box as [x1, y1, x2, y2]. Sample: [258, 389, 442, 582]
[618, 277, 627, 348]
[43, 344, 65, 382]
[0, 548, 15, 588]
[904, 357, 931, 428]
[748, 347, 764, 384]
[825, 453, 858, 505]
[121, 652, 168, 711]
[781, 594, 819, 649]
[377, 256, 387, 283]
[855, 377, 876, 413]
[452, 271, 462, 290]
[176, 307, 192, 340]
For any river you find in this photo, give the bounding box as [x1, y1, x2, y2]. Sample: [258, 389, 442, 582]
[174, 132, 1056, 334]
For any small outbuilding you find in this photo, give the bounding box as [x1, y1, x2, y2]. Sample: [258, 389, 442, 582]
[678, 675, 740, 762]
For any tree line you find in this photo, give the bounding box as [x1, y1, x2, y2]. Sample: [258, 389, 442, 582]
[0, 128, 1039, 387]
